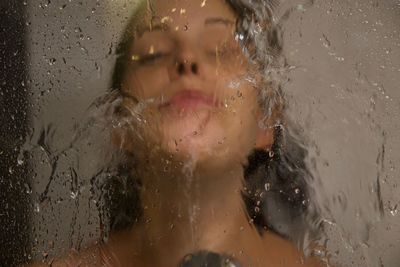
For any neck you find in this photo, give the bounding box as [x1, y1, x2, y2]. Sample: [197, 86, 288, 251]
[127, 156, 260, 266]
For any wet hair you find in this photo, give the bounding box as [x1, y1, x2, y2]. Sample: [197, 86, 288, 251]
[104, 0, 318, 242]
[242, 126, 318, 240]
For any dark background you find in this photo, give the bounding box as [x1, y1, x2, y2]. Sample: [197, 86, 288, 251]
[0, 1, 31, 266]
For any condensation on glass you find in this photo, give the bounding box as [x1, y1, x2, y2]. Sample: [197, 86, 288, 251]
[0, 0, 399, 266]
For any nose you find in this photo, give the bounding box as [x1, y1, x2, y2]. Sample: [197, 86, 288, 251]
[176, 60, 199, 75]
[169, 41, 203, 80]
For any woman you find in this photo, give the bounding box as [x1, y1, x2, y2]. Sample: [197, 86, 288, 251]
[32, 0, 325, 266]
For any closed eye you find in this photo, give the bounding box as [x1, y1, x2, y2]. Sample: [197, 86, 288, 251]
[138, 52, 168, 65]
[206, 44, 231, 58]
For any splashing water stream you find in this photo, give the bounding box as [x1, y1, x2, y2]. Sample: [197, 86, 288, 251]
[7, 0, 399, 266]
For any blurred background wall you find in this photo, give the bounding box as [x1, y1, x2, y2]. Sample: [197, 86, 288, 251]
[3, 0, 398, 266]
[24, 0, 139, 261]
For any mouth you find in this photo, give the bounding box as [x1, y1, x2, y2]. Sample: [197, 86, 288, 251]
[158, 90, 219, 111]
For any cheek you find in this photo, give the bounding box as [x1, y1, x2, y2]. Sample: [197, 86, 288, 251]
[216, 72, 259, 116]
[222, 89, 260, 142]
[123, 66, 170, 100]
[218, 83, 261, 143]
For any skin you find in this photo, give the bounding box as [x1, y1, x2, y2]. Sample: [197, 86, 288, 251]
[28, 0, 327, 266]
[116, 0, 274, 168]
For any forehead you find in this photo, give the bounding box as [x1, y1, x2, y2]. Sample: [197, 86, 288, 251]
[138, 0, 236, 29]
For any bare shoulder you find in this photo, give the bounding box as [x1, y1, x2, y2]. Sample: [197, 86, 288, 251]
[260, 230, 329, 267]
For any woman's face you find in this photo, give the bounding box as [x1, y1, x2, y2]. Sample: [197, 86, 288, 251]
[120, 0, 271, 165]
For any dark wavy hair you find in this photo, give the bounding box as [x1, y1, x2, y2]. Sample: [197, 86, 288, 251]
[101, 0, 319, 243]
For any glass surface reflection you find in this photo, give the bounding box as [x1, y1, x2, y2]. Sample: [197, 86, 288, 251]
[14, 0, 399, 266]
[28, 0, 324, 266]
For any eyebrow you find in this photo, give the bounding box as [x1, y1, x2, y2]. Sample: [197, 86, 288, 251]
[136, 22, 169, 37]
[136, 17, 234, 37]
[204, 17, 235, 26]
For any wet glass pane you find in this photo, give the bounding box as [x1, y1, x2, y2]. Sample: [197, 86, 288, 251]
[1, 0, 399, 266]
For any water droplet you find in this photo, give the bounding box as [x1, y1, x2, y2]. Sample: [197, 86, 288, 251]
[265, 183, 271, 191]
[182, 254, 193, 263]
[236, 33, 245, 41]
[48, 58, 56, 66]
[17, 158, 24, 166]
[389, 204, 398, 216]
[70, 191, 78, 199]
[149, 45, 154, 54]
[297, 4, 306, 11]
[159, 16, 171, 25]
[34, 203, 40, 213]
[24, 183, 32, 194]
[132, 54, 140, 61]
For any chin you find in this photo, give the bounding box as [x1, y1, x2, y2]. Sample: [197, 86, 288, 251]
[161, 115, 223, 155]
[161, 117, 251, 167]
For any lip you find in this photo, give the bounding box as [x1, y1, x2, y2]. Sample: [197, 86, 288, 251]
[159, 90, 218, 110]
